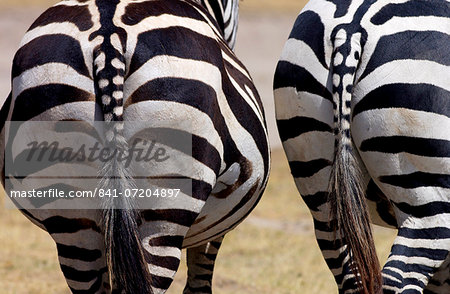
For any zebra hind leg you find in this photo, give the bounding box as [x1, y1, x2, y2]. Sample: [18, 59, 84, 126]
[183, 236, 225, 294]
[50, 215, 111, 294]
[382, 215, 450, 294]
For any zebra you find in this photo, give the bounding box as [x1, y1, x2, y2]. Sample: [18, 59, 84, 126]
[0, 0, 270, 293]
[274, 0, 449, 293]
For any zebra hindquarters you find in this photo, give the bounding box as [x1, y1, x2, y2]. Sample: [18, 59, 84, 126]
[352, 80, 450, 293]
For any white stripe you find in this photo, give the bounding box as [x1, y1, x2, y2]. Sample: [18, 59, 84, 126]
[394, 237, 450, 250]
[275, 88, 333, 122]
[280, 39, 329, 87]
[222, 51, 251, 80]
[353, 108, 450, 142]
[110, 33, 123, 52]
[20, 23, 81, 47]
[143, 244, 181, 259]
[355, 60, 450, 101]
[226, 69, 265, 128]
[148, 264, 176, 278]
[124, 100, 225, 174]
[283, 131, 334, 162]
[13, 63, 94, 99]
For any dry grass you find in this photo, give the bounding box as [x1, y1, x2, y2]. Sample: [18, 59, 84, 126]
[0, 149, 397, 293]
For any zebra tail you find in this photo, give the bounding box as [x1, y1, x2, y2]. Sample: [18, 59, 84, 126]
[94, 42, 153, 293]
[328, 40, 382, 293]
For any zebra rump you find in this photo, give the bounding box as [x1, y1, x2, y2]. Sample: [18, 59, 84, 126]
[94, 0, 152, 292]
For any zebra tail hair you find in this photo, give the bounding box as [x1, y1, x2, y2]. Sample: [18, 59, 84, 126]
[328, 40, 382, 294]
[94, 42, 153, 294]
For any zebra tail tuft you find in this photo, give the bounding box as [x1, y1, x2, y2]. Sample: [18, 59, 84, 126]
[328, 38, 382, 294]
[94, 41, 153, 294]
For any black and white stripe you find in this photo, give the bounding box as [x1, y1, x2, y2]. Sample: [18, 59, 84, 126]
[1, 0, 269, 293]
[274, 0, 449, 293]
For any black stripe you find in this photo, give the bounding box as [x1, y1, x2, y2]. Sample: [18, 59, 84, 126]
[127, 77, 219, 121]
[277, 116, 332, 141]
[43, 216, 101, 234]
[383, 274, 402, 290]
[144, 252, 180, 272]
[325, 250, 349, 270]
[191, 179, 213, 201]
[371, 0, 449, 25]
[289, 159, 331, 178]
[326, 0, 351, 17]
[122, 0, 205, 26]
[274, 60, 332, 102]
[0, 92, 12, 131]
[11, 84, 93, 121]
[56, 243, 102, 262]
[360, 136, 450, 157]
[316, 238, 344, 252]
[187, 181, 259, 238]
[223, 58, 264, 118]
[302, 191, 328, 211]
[383, 260, 430, 287]
[150, 274, 176, 290]
[360, 31, 450, 80]
[203, 253, 217, 260]
[148, 235, 184, 247]
[390, 244, 449, 261]
[379, 172, 450, 189]
[382, 268, 404, 283]
[60, 264, 104, 282]
[289, 11, 327, 68]
[341, 275, 359, 292]
[128, 26, 220, 77]
[353, 83, 450, 119]
[393, 201, 450, 218]
[197, 263, 214, 271]
[129, 126, 221, 175]
[313, 218, 336, 233]
[12, 34, 90, 79]
[29, 4, 94, 32]
[398, 227, 450, 239]
[141, 209, 198, 226]
[221, 68, 270, 181]
[204, 0, 225, 34]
